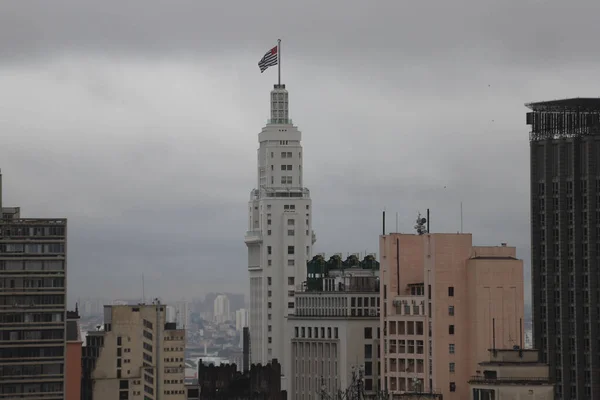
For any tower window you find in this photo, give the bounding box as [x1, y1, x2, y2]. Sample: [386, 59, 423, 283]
[288, 246, 295, 255]
[448, 287, 454, 297]
[288, 219, 295, 225]
[267, 246, 272, 255]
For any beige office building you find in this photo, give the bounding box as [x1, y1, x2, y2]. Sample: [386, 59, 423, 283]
[90, 303, 186, 400]
[380, 233, 524, 400]
[285, 254, 381, 399]
[469, 348, 554, 399]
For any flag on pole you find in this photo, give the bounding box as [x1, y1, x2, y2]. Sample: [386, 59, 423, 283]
[258, 45, 278, 73]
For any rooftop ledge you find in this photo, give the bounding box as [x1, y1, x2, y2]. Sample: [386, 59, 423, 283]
[469, 376, 552, 385]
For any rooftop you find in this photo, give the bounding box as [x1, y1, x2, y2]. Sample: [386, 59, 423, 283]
[526, 97, 600, 112]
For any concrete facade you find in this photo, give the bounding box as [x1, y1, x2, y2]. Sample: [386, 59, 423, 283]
[380, 233, 524, 400]
[0, 170, 68, 399]
[469, 348, 554, 400]
[285, 255, 380, 399]
[527, 98, 600, 400]
[245, 84, 315, 366]
[65, 310, 82, 400]
[89, 303, 186, 400]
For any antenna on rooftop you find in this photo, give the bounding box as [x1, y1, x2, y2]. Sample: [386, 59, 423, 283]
[414, 212, 427, 235]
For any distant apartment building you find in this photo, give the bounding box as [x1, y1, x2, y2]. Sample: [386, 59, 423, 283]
[469, 348, 554, 399]
[380, 233, 524, 400]
[0, 170, 68, 399]
[65, 309, 83, 400]
[236, 308, 249, 331]
[213, 294, 230, 323]
[285, 253, 381, 399]
[81, 302, 186, 400]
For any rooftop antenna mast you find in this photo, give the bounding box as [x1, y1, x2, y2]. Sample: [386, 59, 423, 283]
[142, 273, 145, 304]
[414, 212, 428, 235]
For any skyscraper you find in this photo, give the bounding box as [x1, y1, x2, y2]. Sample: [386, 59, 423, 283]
[527, 98, 600, 400]
[0, 170, 68, 398]
[245, 83, 315, 365]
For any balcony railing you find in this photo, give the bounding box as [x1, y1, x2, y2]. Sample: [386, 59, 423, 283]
[469, 376, 551, 385]
[267, 118, 293, 125]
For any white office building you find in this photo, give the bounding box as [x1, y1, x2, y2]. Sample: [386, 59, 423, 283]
[245, 83, 316, 365]
[213, 294, 230, 324]
[235, 308, 249, 331]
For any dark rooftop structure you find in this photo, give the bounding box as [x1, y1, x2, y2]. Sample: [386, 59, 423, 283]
[197, 359, 286, 400]
[526, 97, 600, 141]
[304, 253, 380, 292]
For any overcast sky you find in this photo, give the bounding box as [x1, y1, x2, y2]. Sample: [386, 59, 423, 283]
[1, 0, 599, 305]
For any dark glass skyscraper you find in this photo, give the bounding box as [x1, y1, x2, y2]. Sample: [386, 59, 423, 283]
[528, 98, 600, 400]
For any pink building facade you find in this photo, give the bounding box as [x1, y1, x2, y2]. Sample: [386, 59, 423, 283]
[380, 233, 524, 400]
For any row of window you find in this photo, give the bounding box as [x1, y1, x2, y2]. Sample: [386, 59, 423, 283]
[0, 226, 65, 237]
[0, 346, 64, 358]
[0, 277, 65, 289]
[0, 312, 63, 323]
[0, 382, 63, 395]
[0, 295, 64, 306]
[388, 321, 425, 335]
[1, 244, 65, 254]
[0, 329, 63, 341]
[294, 326, 340, 339]
[0, 363, 63, 376]
[0, 260, 64, 271]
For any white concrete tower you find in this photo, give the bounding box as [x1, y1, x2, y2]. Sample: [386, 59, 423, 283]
[245, 83, 316, 366]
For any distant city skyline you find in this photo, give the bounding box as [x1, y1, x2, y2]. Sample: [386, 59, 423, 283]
[3, 0, 599, 304]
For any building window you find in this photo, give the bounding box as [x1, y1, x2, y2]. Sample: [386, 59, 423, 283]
[449, 382, 456, 392]
[267, 230, 271, 235]
[267, 246, 272, 255]
[117, 337, 122, 346]
[449, 362, 455, 373]
[295, 327, 299, 337]
[268, 277, 272, 285]
[288, 259, 295, 266]
[288, 277, 295, 285]
[364, 327, 373, 339]
[267, 219, 272, 225]
[449, 325, 455, 335]
[288, 246, 295, 255]
[335, 328, 339, 338]
[288, 219, 295, 225]
[268, 290, 272, 297]
[268, 302, 272, 309]
[268, 260, 272, 266]
[288, 302, 294, 309]
[268, 325, 272, 332]
[364, 344, 372, 359]
[448, 305, 454, 316]
[448, 286, 454, 297]
[268, 337, 272, 343]
[288, 229, 295, 236]
[449, 343, 455, 354]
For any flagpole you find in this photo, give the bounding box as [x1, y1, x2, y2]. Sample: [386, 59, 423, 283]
[277, 38, 281, 86]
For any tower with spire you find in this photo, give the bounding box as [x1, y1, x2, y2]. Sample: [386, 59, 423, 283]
[245, 82, 316, 366]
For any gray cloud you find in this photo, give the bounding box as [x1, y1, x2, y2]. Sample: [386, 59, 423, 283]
[1, 0, 600, 305]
